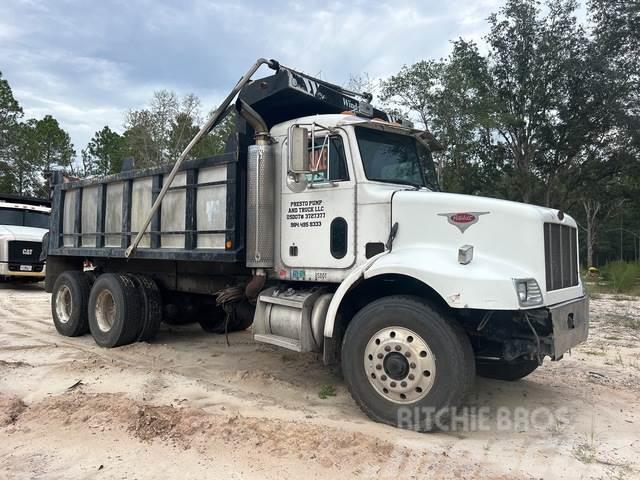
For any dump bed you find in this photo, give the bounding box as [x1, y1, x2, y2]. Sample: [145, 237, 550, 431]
[46, 62, 385, 265]
[47, 141, 246, 263]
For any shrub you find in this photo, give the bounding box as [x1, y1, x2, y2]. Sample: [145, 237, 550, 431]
[601, 261, 640, 293]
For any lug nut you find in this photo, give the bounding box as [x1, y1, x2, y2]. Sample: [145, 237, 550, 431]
[377, 353, 384, 359]
[390, 381, 396, 388]
[395, 345, 401, 351]
[384, 346, 391, 352]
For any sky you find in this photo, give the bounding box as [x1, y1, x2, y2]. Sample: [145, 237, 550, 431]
[1, 0, 503, 158]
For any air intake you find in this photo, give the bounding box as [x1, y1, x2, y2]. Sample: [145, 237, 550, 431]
[543, 223, 579, 291]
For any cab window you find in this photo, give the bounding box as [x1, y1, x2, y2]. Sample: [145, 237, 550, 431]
[307, 135, 349, 183]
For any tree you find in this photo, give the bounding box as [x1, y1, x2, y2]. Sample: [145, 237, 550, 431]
[31, 115, 75, 172]
[380, 60, 443, 130]
[122, 90, 232, 168]
[123, 90, 200, 167]
[12, 121, 46, 195]
[0, 71, 23, 193]
[83, 126, 126, 176]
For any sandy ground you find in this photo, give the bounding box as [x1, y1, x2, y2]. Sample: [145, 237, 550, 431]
[0, 283, 639, 480]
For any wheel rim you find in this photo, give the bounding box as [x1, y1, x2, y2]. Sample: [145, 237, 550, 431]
[55, 285, 72, 324]
[364, 326, 436, 404]
[95, 289, 116, 333]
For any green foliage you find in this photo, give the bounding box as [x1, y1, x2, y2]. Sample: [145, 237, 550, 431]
[0, 71, 23, 151]
[121, 90, 231, 169]
[82, 126, 126, 176]
[0, 71, 24, 193]
[0, 74, 75, 196]
[601, 261, 640, 294]
[377, 0, 640, 264]
[318, 385, 336, 399]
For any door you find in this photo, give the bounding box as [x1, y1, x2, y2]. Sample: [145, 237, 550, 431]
[281, 130, 356, 269]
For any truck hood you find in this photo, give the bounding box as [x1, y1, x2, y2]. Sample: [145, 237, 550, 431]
[388, 190, 582, 307]
[0, 225, 48, 242]
[393, 190, 575, 228]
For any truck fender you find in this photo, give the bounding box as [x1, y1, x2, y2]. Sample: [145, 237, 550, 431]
[324, 246, 534, 341]
[323, 252, 387, 339]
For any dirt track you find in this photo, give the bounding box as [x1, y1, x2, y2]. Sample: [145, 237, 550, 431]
[1, 283, 639, 479]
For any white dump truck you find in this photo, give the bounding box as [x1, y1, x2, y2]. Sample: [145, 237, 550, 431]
[43, 59, 588, 430]
[0, 195, 50, 282]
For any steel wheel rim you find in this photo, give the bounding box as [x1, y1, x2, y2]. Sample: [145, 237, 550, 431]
[95, 289, 116, 333]
[364, 326, 436, 404]
[55, 285, 72, 324]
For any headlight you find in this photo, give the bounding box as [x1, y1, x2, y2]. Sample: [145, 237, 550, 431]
[513, 278, 543, 307]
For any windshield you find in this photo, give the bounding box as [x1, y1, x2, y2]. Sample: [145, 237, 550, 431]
[355, 126, 439, 190]
[0, 208, 49, 229]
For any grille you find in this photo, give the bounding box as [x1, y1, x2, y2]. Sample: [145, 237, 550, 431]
[8, 240, 43, 265]
[543, 223, 579, 291]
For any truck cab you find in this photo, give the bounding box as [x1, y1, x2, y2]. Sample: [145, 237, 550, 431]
[248, 110, 587, 362]
[0, 196, 50, 282]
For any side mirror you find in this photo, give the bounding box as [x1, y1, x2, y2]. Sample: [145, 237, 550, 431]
[288, 126, 309, 173]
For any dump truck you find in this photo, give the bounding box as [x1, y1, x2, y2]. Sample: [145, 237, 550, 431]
[43, 58, 589, 431]
[0, 194, 50, 282]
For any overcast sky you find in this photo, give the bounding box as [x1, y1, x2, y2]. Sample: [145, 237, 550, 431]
[1, 0, 503, 157]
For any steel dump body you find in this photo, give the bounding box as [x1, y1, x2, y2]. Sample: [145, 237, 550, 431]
[46, 66, 385, 266]
[47, 147, 247, 263]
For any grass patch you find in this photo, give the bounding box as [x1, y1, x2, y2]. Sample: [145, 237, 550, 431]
[608, 314, 640, 331]
[574, 417, 599, 464]
[602, 261, 640, 294]
[318, 385, 337, 399]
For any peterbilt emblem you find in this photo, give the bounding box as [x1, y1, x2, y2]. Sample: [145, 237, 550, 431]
[438, 212, 489, 233]
[22, 248, 33, 255]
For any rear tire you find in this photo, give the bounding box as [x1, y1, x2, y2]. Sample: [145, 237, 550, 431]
[476, 359, 539, 381]
[88, 273, 142, 348]
[51, 271, 91, 337]
[341, 295, 474, 432]
[129, 274, 162, 342]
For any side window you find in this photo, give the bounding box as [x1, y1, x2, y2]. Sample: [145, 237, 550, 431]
[307, 135, 349, 183]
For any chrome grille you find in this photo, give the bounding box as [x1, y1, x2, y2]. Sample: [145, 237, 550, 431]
[543, 223, 579, 291]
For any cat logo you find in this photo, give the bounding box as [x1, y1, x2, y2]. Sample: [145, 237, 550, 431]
[22, 248, 33, 256]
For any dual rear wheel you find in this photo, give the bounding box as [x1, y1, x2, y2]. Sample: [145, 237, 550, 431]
[52, 272, 162, 348]
[51, 271, 251, 348]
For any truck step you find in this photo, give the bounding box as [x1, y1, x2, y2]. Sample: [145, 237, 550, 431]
[253, 334, 302, 352]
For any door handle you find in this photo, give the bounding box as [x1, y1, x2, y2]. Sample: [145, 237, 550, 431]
[308, 181, 338, 189]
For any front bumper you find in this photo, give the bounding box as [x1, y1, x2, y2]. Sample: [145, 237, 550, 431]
[0, 262, 46, 278]
[549, 295, 589, 359]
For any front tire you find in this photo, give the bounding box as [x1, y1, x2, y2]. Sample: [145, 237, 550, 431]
[51, 271, 91, 337]
[341, 295, 474, 432]
[88, 274, 142, 348]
